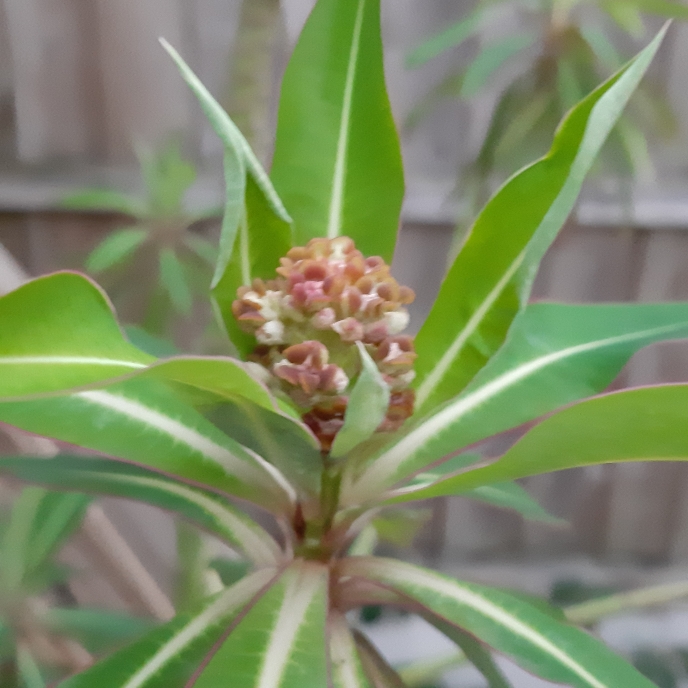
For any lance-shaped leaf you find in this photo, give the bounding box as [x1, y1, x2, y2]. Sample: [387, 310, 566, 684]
[0, 378, 294, 512]
[58, 568, 279, 688]
[191, 560, 329, 688]
[421, 616, 511, 688]
[406, 383, 688, 498]
[0, 272, 153, 398]
[342, 557, 655, 688]
[398, 452, 560, 522]
[332, 343, 390, 458]
[353, 631, 405, 688]
[344, 300, 688, 504]
[161, 39, 292, 355]
[40, 608, 154, 656]
[412, 26, 668, 414]
[270, 0, 404, 261]
[86, 227, 149, 273]
[329, 613, 373, 688]
[0, 456, 282, 567]
[0, 487, 89, 592]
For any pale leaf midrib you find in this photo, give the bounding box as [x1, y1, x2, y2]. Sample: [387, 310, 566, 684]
[415, 248, 527, 409]
[371, 561, 608, 688]
[0, 356, 146, 368]
[327, 0, 366, 239]
[121, 569, 277, 688]
[257, 565, 324, 688]
[68, 468, 280, 565]
[353, 320, 688, 499]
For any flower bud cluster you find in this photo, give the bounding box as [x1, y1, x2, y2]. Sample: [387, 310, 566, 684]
[232, 237, 418, 450]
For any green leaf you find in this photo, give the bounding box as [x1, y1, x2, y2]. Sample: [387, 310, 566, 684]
[61, 189, 144, 217]
[0, 488, 88, 592]
[209, 558, 251, 587]
[0, 273, 153, 399]
[460, 33, 536, 99]
[411, 25, 668, 415]
[192, 561, 329, 688]
[602, 0, 646, 36]
[58, 568, 279, 688]
[460, 482, 562, 523]
[210, 397, 322, 496]
[16, 644, 45, 688]
[411, 384, 688, 496]
[211, 175, 292, 358]
[345, 299, 688, 504]
[406, 5, 488, 67]
[621, 0, 688, 18]
[332, 343, 390, 458]
[159, 248, 193, 314]
[422, 617, 511, 688]
[40, 608, 154, 656]
[0, 378, 294, 512]
[124, 327, 178, 358]
[139, 140, 196, 218]
[270, 0, 404, 262]
[159, 40, 291, 293]
[85, 228, 149, 274]
[330, 613, 373, 688]
[353, 630, 406, 687]
[0, 456, 282, 566]
[183, 235, 217, 266]
[344, 557, 656, 688]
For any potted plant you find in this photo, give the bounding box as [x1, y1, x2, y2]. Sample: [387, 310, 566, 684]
[0, 0, 685, 685]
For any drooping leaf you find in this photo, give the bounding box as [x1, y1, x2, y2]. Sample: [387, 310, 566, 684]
[329, 613, 374, 688]
[460, 33, 536, 98]
[61, 189, 144, 217]
[332, 343, 390, 458]
[159, 249, 193, 314]
[40, 608, 154, 656]
[0, 378, 294, 512]
[408, 384, 688, 497]
[270, 0, 404, 261]
[343, 557, 655, 688]
[344, 299, 688, 504]
[85, 228, 149, 274]
[0, 273, 153, 398]
[411, 26, 668, 414]
[0, 456, 282, 566]
[160, 40, 292, 340]
[422, 616, 511, 688]
[58, 568, 278, 688]
[191, 561, 329, 688]
[406, 4, 490, 67]
[353, 630, 406, 688]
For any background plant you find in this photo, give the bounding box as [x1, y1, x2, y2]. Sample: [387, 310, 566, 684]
[0, 487, 151, 686]
[0, 1, 686, 687]
[63, 140, 220, 342]
[408, 0, 688, 219]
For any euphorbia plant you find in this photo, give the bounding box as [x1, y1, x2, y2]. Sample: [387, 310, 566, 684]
[0, 1, 686, 685]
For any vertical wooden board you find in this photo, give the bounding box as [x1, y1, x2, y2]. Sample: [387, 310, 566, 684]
[92, 0, 191, 161]
[606, 230, 688, 562]
[2, 0, 98, 161]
